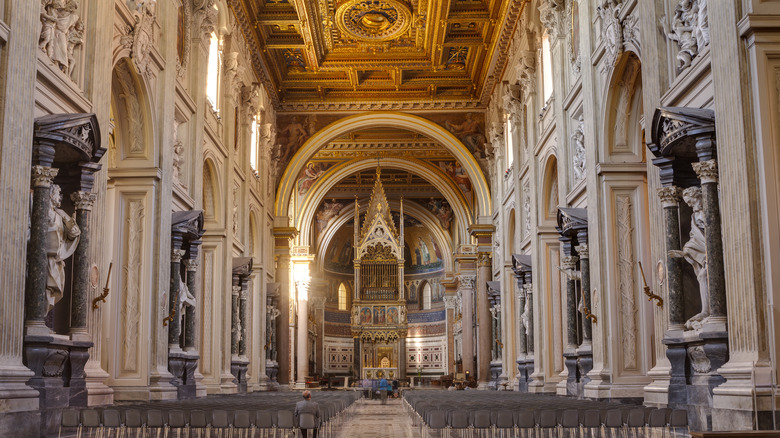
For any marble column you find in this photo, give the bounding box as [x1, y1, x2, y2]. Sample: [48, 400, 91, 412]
[457, 275, 476, 377]
[231, 284, 241, 357]
[524, 281, 534, 354]
[168, 248, 185, 350]
[295, 278, 310, 389]
[477, 254, 492, 387]
[399, 337, 407, 379]
[69, 191, 97, 341]
[658, 187, 685, 330]
[516, 278, 527, 357]
[25, 162, 58, 336]
[182, 259, 198, 351]
[692, 160, 727, 321]
[561, 255, 580, 349]
[239, 285, 248, 357]
[575, 241, 592, 347]
[276, 256, 290, 385]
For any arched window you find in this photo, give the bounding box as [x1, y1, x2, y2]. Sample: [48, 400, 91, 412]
[250, 116, 259, 173]
[338, 282, 347, 310]
[542, 33, 553, 102]
[504, 112, 515, 170]
[206, 32, 220, 110]
[422, 283, 432, 310]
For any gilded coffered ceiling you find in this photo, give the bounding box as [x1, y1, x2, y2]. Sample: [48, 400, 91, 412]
[230, 0, 528, 111]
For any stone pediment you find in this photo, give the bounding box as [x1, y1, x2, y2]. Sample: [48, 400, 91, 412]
[172, 210, 205, 239]
[650, 107, 715, 160]
[511, 254, 532, 274]
[34, 113, 105, 166]
[556, 207, 587, 236]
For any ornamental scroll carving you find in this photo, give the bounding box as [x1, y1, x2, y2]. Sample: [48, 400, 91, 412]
[363, 242, 394, 261]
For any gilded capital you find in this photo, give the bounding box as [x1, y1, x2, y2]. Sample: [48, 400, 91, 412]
[692, 159, 718, 184]
[458, 275, 476, 290]
[31, 166, 58, 188]
[478, 252, 492, 267]
[657, 186, 683, 208]
[70, 191, 97, 211]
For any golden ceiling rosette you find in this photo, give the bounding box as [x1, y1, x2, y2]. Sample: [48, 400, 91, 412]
[335, 0, 413, 42]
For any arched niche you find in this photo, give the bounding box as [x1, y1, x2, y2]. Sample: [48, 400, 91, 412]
[274, 112, 492, 221]
[541, 155, 559, 224]
[507, 208, 516, 259]
[315, 199, 455, 278]
[249, 209, 261, 258]
[202, 158, 221, 224]
[601, 52, 644, 163]
[109, 58, 155, 164]
[298, 158, 473, 246]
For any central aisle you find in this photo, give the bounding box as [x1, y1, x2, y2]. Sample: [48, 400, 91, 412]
[333, 398, 422, 438]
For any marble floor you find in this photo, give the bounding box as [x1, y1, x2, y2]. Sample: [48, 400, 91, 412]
[331, 398, 422, 438]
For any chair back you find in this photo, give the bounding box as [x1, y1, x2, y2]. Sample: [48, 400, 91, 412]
[299, 412, 317, 429]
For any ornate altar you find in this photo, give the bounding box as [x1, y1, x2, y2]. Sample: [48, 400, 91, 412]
[351, 168, 408, 379]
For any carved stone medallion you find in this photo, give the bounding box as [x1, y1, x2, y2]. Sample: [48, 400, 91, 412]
[335, 0, 413, 42]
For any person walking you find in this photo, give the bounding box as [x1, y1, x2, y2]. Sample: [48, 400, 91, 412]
[294, 390, 320, 438]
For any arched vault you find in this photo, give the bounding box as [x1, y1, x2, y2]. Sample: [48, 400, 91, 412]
[296, 157, 473, 246]
[274, 112, 492, 226]
[315, 199, 455, 277]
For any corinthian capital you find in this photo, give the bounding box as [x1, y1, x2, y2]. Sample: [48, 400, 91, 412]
[31, 166, 59, 188]
[458, 275, 476, 290]
[70, 191, 97, 211]
[692, 159, 718, 184]
[657, 186, 683, 208]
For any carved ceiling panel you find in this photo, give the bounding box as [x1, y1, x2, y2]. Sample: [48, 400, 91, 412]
[232, 0, 527, 110]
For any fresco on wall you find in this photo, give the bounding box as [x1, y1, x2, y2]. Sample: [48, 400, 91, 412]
[373, 306, 386, 325]
[387, 306, 399, 324]
[297, 161, 335, 196]
[404, 227, 443, 274]
[360, 307, 372, 324]
[436, 160, 472, 198]
[425, 198, 453, 229]
[316, 199, 344, 232]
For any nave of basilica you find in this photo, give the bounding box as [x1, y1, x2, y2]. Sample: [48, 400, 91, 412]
[2, 0, 780, 435]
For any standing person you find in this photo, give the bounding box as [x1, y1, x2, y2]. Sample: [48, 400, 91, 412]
[378, 377, 389, 404]
[294, 390, 320, 438]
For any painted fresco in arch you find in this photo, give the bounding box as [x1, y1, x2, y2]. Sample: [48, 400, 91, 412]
[417, 159, 474, 208]
[403, 226, 443, 274]
[417, 197, 453, 230]
[418, 112, 488, 159]
[316, 199, 345, 232]
[274, 114, 341, 177]
[296, 160, 337, 197]
[324, 225, 354, 273]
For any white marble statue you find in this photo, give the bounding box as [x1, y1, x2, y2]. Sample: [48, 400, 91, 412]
[520, 294, 530, 334]
[663, 0, 709, 70]
[669, 187, 708, 330]
[178, 275, 196, 316]
[46, 184, 81, 310]
[571, 116, 586, 183]
[40, 0, 83, 75]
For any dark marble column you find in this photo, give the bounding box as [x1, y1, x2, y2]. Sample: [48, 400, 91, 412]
[231, 283, 241, 356]
[692, 160, 726, 320]
[25, 162, 59, 336]
[575, 241, 592, 346]
[168, 248, 185, 349]
[523, 280, 534, 354]
[182, 259, 198, 350]
[399, 337, 407, 379]
[68, 191, 96, 340]
[239, 282, 248, 357]
[516, 278, 527, 356]
[658, 187, 685, 330]
[561, 255, 579, 349]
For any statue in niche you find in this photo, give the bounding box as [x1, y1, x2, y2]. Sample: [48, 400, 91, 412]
[663, 0, 703, 70]
[668, 187, 708, 330]
[40, 0, 83, 75]
[520, 293, 530, 334]
[178, 274, 196, 324]
[571, 116, 586, 182]
[46, 184, 81, 310]
[172, 139, 185, 184]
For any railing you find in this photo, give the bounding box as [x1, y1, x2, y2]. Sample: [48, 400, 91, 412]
[361, 287, 397, 301]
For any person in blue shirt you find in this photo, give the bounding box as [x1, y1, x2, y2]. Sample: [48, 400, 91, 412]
[378, 377, 390, 404]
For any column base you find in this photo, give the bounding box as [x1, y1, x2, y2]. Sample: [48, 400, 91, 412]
[643, 364, 671, 407]
[169, 350, 199, 400]
[231, 358, 250, 394]
[515, 356, 534, 392]
[489, 360, 503, 389]
[84, 360, 114, 406]
[711, 361, 776, 431]
[148, 368, 179, 401]
[563, 351, 579, 397]
[0, 365, 40, 438]
[663, 329, 729, 431]
[194, 370, 208, 397]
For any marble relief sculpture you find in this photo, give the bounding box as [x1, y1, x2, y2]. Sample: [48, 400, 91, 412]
[46, 184, 81, 310]
[663, 0, 709, 70]
[40, 0, 84, 76]
[669, 187, 708, 330]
